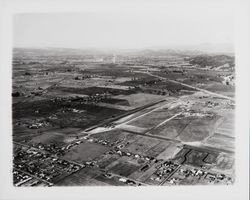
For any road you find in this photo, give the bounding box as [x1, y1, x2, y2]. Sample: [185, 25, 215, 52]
[154, 112, 183, 129]
[13, 141, 84, 167]
[85, 99, 166, 132]
[14, 167, 53, 186]
[116, 99, 174, 128]
[14, 77, 67, 106]
[121, 128, 181, 144]
[159, 165, 182, 186]
[145, 72, 235, 102]
[141, 111, 183, 136]
[86, 97, 183, 144]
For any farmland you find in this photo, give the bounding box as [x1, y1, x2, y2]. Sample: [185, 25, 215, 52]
[12, 48, 235, 186]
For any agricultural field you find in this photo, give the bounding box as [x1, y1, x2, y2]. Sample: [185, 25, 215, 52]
[55, 167, 106, 186]
[12, 48, 235, 186]
[107, 157, 142, 177]
[62, 141, 111, 163]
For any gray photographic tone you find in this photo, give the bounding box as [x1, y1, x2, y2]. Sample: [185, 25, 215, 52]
[12, 13, 235, 187]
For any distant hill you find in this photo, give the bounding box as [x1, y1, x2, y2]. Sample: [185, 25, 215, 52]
[13, 48, 204, 58]
[170, 43, 234, 54]
[13, 48, 235, 71]
[185, 55, 235, 70]
[13, 48, 110, 57]
[129, 49, 204, 57]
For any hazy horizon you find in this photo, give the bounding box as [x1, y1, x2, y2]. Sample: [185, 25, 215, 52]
[13, 43, 234, 55]
[14, 11, 234, 51]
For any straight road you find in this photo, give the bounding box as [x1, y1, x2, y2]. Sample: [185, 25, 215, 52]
[85, 99, 166, 132]
[154, 112, 183, 129]
[116, 100, 173, 127]
[145, 72, 235, 102]
[159, 165, 182, 186]
[14, 167, 53, 186]
[143, 111, 183, 136]
[14, 77, 67, 105]
[121, 128, 181, 144]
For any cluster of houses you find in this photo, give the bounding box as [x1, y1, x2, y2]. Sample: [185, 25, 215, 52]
[13, 145, 81, 186]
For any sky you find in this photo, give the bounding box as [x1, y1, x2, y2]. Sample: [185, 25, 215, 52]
[13, 9, 234, 49]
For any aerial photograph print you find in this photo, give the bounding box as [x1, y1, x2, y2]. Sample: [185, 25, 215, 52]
[12, 9, 236, 187]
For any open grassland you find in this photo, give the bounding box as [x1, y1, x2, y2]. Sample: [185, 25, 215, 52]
[63, 141, 110, 163]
